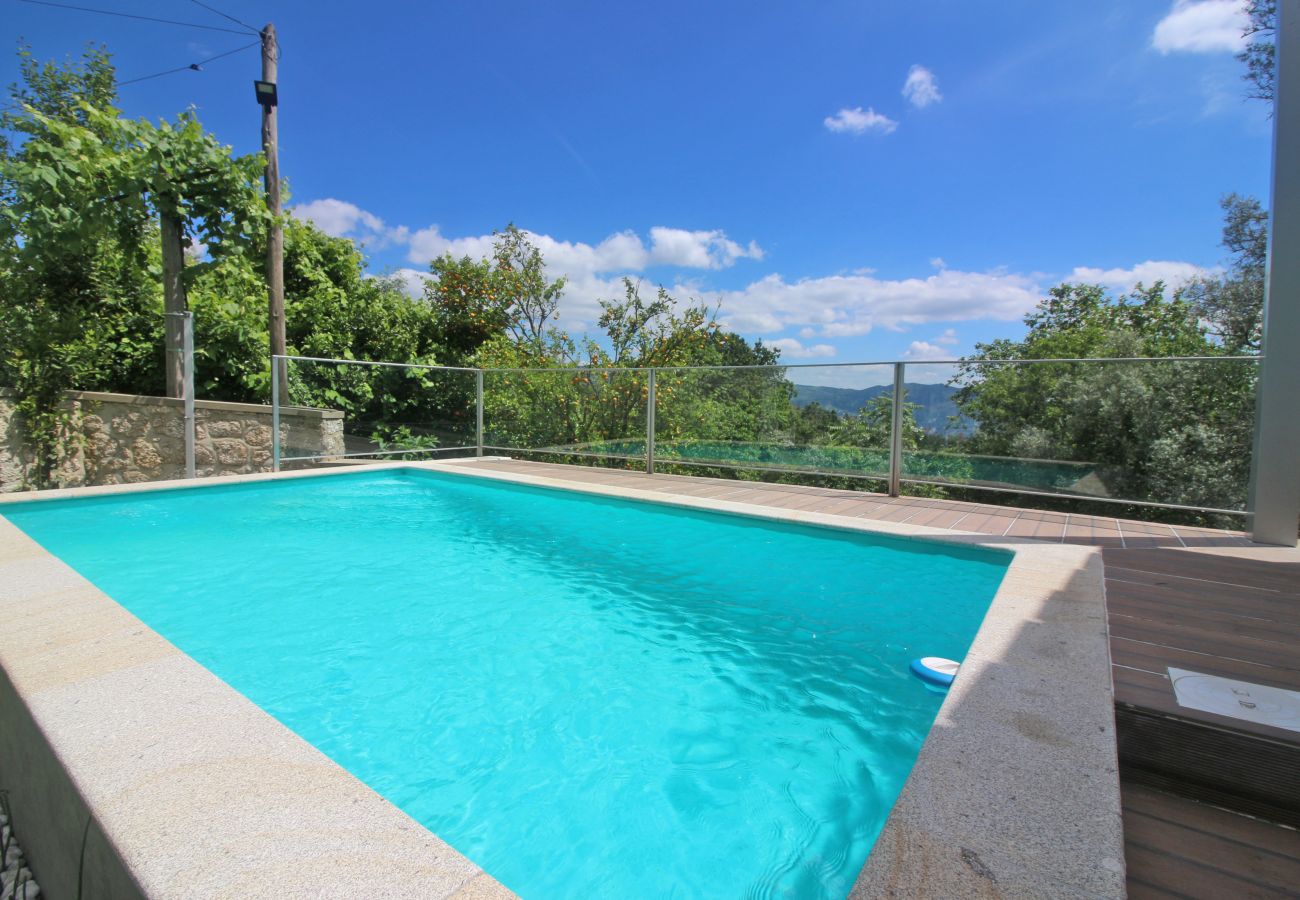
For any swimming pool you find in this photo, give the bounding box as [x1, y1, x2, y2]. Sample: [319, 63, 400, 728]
[2, 467, 1010, 898]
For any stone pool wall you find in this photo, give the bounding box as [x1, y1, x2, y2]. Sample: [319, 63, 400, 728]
[0, 391, 344, 492]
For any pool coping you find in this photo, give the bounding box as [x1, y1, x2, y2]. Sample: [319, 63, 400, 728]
[0, 461, 1124, 898]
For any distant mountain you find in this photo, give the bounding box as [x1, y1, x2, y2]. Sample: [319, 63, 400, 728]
[792, 382, 974, 434]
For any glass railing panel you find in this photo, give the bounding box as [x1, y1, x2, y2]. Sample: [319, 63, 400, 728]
[652, 364, 896, 479]
[903, 358, 1260, 511]
[481, 367, 649, 460]
[280, 357, 477, 464]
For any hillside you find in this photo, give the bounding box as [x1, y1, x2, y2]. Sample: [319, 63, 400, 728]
[792, 382, 973, 434]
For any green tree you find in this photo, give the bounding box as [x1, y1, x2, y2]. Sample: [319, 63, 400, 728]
[953, 280, 1254, 514]
[279, 219, 453, 445]
[493, 223, 566, 348]
[0, 44, 463, 477]
[827, 396, 923, 450]
[1238, 0, 1277, 103]
[1182, 194, 1267, 352]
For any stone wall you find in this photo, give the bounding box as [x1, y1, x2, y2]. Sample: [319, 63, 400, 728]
[0, 393, 82, 490]
[0, 391, 344, 492]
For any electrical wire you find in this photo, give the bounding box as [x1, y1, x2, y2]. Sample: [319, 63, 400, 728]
[118, 39, 258, 86]
[187, 0, 260, 36]
[15, 0, 253, 35]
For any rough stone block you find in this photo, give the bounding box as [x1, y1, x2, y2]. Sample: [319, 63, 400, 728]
[213, 438, 249, 466]
[245, 425, 272, 448]
[131, 439, 163, 471]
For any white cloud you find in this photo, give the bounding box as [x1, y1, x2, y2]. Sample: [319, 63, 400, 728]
[902, 65, 943, 108]
[929, 256, 947, 270]
[406, 226, 498, 264]
[902, 340, 951, 360]
[291, 198, 408, 249]
[768, 338, 837, 359]
[395, 224, 761, 332]
[1067, 260, 1211, 291]
[383, 267, 428, 298]
[706, 269, 1043, 337]
[404, 223, 760, 272]
[648, 227, 764, 269]
[294, 197, 1211, 360]
[823, 106, 898, 135]
[1152, 1, 1248, 54]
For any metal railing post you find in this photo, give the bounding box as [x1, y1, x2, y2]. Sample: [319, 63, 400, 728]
[475, 369, 484, 457]
[181, 311, 196, 479]
[271, 355, 282, 472]
[1249, 0, 1300, 545]
[888, 362, 905, 496]
[646, 368, 656, 475]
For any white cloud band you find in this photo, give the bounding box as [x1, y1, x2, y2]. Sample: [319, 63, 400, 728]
[1152, 0, 1248, 54]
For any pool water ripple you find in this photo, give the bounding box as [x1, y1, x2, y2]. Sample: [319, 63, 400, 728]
[3, 469, 1008, 899]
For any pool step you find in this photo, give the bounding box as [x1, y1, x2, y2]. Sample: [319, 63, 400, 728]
[1116, 703, 1300, 829]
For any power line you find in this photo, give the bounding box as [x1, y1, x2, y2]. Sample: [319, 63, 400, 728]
[187, 0, 260, 36]
[15, 0, 253, 35]
[118, 39, 258, 86]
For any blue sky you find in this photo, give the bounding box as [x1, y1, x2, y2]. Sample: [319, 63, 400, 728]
[6, 0, 1275, 371]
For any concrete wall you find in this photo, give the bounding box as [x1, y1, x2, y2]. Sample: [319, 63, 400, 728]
[0, 391, 344, 492]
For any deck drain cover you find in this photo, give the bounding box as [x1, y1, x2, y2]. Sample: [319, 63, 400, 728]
[1168, 668, 1300, 733]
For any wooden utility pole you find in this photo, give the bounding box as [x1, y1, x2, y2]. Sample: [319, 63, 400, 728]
[261, 22, 287, 396]
[161, 210, 187, 398]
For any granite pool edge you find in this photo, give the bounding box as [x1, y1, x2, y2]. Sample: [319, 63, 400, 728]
[0, 461, 1125, 898]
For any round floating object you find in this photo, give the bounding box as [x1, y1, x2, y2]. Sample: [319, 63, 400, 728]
[910, 657, 960, 688]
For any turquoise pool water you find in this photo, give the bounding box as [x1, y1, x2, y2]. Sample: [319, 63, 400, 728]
[3, 469, 1009, 898]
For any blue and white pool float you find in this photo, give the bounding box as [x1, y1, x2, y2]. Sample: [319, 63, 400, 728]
[910, 656, 961, 688]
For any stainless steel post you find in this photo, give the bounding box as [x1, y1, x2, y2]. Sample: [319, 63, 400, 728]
[181, 312, 196, 479]
[476, 369, 484, 457]
[1249, 0, 1300, 545]
[888, 362, 905, 496]
[271, 355, 281, 472]
[646, 369, 656, 475]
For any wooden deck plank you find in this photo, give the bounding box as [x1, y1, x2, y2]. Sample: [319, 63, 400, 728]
[1106, 581, 1300, 626]
[1124, 782, 1300, 858]
[1109, 602, 1300, 646]
[1121, 782, 1300, 899]
[1108, 618, 1300, 673]
[1104, 550, 1300, 595]
[1109, 636, 1300, 690]
[1122, 844, 1295, 899]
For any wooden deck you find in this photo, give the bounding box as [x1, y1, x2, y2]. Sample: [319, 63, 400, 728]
[446, 457, 1300, 893]
[1123, 780, 1300, 899]
[1107, 545, 1300, 745]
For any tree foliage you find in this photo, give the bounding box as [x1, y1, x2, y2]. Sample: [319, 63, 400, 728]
[953, 277, 1258, 516]
[1238, 0, 1277, 103]
[1182, 194, 1267, 352]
